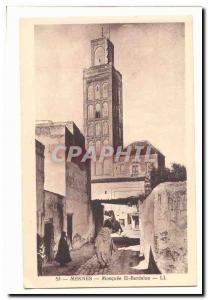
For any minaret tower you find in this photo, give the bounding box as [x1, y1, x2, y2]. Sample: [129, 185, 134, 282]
[83, 30, 123, 178]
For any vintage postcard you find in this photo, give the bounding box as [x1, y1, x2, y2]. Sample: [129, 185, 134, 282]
[20, 8, 197, 288]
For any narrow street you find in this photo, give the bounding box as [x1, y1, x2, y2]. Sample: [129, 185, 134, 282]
[74, 249, 144, 275]
[43, 237, 157, 276]
[43, 243, 95, 276]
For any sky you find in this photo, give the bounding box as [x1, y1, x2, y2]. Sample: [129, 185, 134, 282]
[35, 23, 185, 167]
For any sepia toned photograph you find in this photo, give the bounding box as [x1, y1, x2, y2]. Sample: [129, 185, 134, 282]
[35, 21, 187, 276]
[20, 10, 197, 288]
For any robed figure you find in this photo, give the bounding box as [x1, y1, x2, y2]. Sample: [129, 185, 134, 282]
[55, 231, 72, 266]
[95, 222, 117, 268]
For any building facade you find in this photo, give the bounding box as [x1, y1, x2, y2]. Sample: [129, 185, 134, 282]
[83, 35, 165, 236]
[36, 121, 95, 251]
[83, 37, 123, 178]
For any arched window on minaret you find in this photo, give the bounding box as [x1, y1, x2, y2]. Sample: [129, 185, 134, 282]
[94, 46, 104, 65]
[102, 82, 108, 98]
[103, 102, 108, 117]
[87, 85, 93, 100]
[88, 105, 93, 120]
[88, 124, 94, 137]
[95, 84, 101, 100]
[95, 140, 101, 155]
[95, 123, 101, 136]
[103, 122, 109, 136]
[95, 103, 101, 118]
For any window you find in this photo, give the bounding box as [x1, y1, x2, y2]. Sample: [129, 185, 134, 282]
[102, 82, 108, 98]
[95, 140, 101, 154]
[94, 46, 104, 65]
[132, 164, 139, 176]
[127, 214, 131, 225]
[95, 84, 101, 100]
[88, 125, 94, 137]
[95, 123, 101, 136]
[87, 85, 93, 100]
[95, 103, 101, 118]
[103, 122, 108, 136]
[103, 102, 108, 117]
[87, 105, 93, 119]
[132, 215, 139, 229]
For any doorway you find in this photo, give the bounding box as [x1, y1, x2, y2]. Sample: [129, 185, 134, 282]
[67, 214, 73, 243]
[92, 202, 104, 237]
[132, 215, 139, 229]
[44, 222, 54, 261]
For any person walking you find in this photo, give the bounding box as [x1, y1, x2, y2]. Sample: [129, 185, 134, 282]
[55, 231, 72, 267]
[95, 221, 117, 268]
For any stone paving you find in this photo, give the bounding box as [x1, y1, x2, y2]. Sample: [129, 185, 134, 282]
[43, 242, 95, 276]
[75, 254, 114, 275]
[43, 239, 152, 276]
[75, 249, 146, 275]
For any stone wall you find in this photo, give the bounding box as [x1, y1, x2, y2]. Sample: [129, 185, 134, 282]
[65, 161, 95, 249]
[36, 140, 45, 237]
[36, 123, 66, 195]
[36, 121, 95, 249]
[139, 181, 187, 273]
[44, 190, 64, 253]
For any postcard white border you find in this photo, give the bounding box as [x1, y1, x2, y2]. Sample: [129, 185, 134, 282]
[2, 3, 202, 295]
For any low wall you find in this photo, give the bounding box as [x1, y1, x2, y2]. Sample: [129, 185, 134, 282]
[140, 181, 187, 273]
